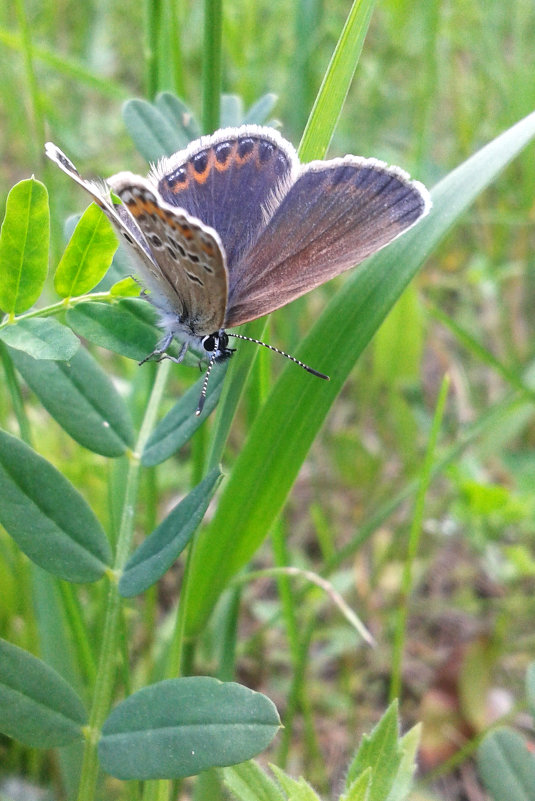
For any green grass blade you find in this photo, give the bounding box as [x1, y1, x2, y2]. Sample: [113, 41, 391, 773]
[184, 110, 535, 636]
[299, 0, 376, 161]
[202, 0, 222, 132]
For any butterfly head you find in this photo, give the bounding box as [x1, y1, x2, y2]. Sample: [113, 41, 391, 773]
[201, 330, 235, 362]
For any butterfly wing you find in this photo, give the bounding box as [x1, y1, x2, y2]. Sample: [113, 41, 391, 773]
[224, 156, 431, 328]
[108, 173, 228, 335]
[152, 125, 298, 269]
[45, 143, 228, 335]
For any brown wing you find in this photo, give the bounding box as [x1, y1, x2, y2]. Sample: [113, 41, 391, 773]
[108, 172, 228, 335]
[224, 156, 430, 328]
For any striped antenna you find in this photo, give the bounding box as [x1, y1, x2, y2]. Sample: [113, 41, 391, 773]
[228, 333, 330, 380]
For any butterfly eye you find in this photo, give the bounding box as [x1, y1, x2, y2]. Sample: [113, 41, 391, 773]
[201, 334, 217, 352]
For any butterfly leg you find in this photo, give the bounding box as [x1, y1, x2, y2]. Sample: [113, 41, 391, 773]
[139, 333, 188, 365]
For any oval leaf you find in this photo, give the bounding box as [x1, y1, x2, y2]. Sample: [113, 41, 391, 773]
[242, 93, 279, 125]
[54, 203, 118, 297]
[10, 345, 135, 457]
[0, 429, 111, 581]
[99, 677, 281, 780]
[142, 362, 228, 466]
[0, 317, 80, 360]
[67, 299, 161, 361]
[478, 728, 535, 801]
[123, 98, 188, 162]
[119, 467, 222, 597]
[0, 638, 87, 747]
[155, 92, 200, 141]
[0, 178, 49, 315]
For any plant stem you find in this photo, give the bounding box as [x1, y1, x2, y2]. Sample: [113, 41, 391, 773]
[76, 361, 170, 801]
[201, 0, 222, 132]
[13, 0, 46, 160]
[389, 374, 450, 701]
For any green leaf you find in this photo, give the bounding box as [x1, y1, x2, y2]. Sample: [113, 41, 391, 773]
[242, 93, 278, 125]
[385, 724, 421, 801]
[526, 662, 535, 718]
[183, 110, 535, 637]
[10, 345, 135, 457]
[123, 97, 191, 162]
[98, 677, 281, 780]
[0, 178, 49, 315]
[222, 761, 286, 801]
[119, 467, 222, 597]
[67, 299, 160, 361]
[54, 203, 118, 298]
[340, 769, 372, 801]
[221, 94, 245, 127]
[269, 765, 321, 801]
[155, 92, 200, 141]
[142, 362, 228, 466]
[299, 0, 376, 161]
[141, 362, 228, 467]
[0, 429, 111, 582]
[0, 317, 79, 360]
[477, 728, 535, 801]
[346, 701, 402, 801]
[110, 276, 140, 296]
[0, 638, 87, 747]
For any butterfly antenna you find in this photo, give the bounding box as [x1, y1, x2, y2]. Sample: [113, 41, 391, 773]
[228, 333, 330, 380]
[196, 350, 218, 416]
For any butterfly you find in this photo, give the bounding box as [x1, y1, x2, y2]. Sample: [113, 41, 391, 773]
[45, 125, 430, 414]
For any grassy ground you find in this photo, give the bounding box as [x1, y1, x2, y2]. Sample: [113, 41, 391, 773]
[1, 1, 535, 799]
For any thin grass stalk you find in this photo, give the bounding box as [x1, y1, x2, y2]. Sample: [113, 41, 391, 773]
[411, 0, 441, 171]
[389, 375, 450, 701]
[145, 0, 162, 99]
[13, 0, 46, 160]
[0, 342, 32, 445]
[170, 2, 186, 98]
[202, 0, 223, 133]
[57, 581, 97, 689]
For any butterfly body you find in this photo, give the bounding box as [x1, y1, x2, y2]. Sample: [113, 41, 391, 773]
[45, 125, 430, 413]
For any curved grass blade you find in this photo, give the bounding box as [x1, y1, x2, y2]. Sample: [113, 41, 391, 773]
[0, 429, 111, 582]
[0, 638, 87, 747]
[99, 677, 280, 780]
[184, 111, 535, 636]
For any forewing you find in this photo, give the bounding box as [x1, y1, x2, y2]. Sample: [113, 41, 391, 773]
[108, 173, 228, 334]
[224, 157, 431, 328]
[45, 143, 185, 317]
[152, 125, 298, 269]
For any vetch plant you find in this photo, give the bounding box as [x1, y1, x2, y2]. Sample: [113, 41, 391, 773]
[1, 0, 535, 798]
